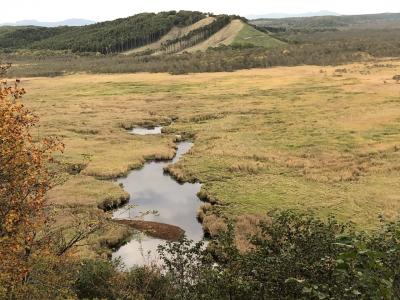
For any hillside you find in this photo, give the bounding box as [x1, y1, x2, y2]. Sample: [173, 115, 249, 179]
[123, 17, 216, 55]
[0, 11, 207, 53]
[0, 26, 70, 49]
[232, 22, 286, 48]
[0, 11, 285, 55]
[248, 12, 400, 64]
[6, 11, 400, 78]
[182, 20, 285, 53]
[183, 19, 245, 52]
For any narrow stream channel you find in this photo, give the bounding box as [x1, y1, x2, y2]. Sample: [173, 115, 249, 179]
[112, 127, 203, 267]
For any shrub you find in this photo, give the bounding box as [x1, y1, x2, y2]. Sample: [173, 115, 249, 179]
[158, 211, 400, 299]
[0, 63, 64, 296]
[119, 266, 172, 300]
[74, 260, 118, 299]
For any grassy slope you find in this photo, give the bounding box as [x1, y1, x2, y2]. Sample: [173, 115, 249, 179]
[232, 23, 286, 48]
[23, 61, 400, 230]
[184, 20, 285, 52]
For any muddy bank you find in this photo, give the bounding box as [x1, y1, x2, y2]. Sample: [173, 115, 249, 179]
[113, 219, 185, 241]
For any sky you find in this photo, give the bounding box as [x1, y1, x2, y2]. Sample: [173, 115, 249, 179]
[2, 0, 400, 22]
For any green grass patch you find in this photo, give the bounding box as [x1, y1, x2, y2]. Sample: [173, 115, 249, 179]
[232, 24, 286, 49]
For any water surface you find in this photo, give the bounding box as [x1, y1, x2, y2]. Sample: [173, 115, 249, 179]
[115, 235, 165, 266]
[131, 126, 163, 135]
[112, 141, 203, 267]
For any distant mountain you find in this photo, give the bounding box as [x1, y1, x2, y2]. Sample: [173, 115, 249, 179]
[246, 11, 340, 20]
[0, 19, 96, 27]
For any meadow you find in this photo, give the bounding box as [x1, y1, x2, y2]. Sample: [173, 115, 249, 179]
[20, 60, 400, 253]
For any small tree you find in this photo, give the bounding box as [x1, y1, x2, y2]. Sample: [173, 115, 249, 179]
[0, 63, 63, 295]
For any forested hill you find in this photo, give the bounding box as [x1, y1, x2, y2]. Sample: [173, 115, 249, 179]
[0, 11, 209, 53]
[0, 11, 281, 55]
[251, 12, 400, 31]
[0, 26, 71, 49]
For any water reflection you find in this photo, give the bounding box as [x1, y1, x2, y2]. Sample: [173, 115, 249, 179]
[116, 234, 164, 267]
[131, 126, 163, 135]
[112, 142, 203, 267]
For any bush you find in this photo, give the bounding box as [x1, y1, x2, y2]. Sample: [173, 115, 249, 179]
[118, 267, 172, 300]
[74, 260, 173, 300]
[74, 260, 118, 299]
[4, 209, 400, 299]
[158, 211, 400, 299]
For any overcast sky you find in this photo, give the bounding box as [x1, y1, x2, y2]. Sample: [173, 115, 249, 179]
[2, 0, 400, 22]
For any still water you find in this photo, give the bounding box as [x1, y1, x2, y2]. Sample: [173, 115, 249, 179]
[131, 126, 163, 135]
[112, 128, 203, 267]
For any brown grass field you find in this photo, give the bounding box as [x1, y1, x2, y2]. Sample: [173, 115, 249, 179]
[19, 60, 400, 254]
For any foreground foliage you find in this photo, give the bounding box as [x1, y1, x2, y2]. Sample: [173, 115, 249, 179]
[41, 211, 400, 299]
[157, 211, 400, 299]
[0, 68, 111, 298]
[0, 64, 64, 295]
[5, 208, 399, 299]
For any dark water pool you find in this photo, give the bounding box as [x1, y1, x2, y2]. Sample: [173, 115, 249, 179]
[112, 141, 203, 267]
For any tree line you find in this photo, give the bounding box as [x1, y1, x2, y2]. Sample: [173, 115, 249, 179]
[0, 26, 70, 49]
[160, 16, 232, 53]
[5, 28, 400, 78]
[0, 11, 208, 54]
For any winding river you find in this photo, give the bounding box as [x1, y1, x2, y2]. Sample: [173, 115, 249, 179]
[112, 127, 203, 267]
